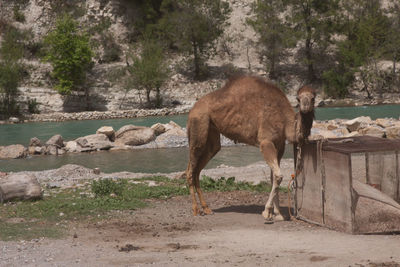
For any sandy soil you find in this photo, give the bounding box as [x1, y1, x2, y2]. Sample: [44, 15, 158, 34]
[1, 161, 400, 267]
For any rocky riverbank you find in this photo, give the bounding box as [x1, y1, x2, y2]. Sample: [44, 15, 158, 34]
[1, 116, 400, 160]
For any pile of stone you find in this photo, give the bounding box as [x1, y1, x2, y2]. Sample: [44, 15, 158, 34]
[311, 116, 400, 140]
[23, 107, 191, 123]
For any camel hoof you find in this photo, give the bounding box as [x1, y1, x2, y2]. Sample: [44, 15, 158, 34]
[203, 207, 214, 215]
[262, 209, 273, 220]
[274, 214, 285, 222]
[192, 207, 201, 216]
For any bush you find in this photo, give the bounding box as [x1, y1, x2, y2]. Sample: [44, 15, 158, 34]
[43, 14, 93, 94]
[13, 6, 25, 23]
[27, 98, 40, 114]
[91, 179, 126, 198]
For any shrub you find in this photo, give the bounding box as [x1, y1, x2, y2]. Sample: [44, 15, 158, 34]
[91, 179, 126, 198]
[43, 14, 93, 95]
[27, 98, 40, 114]
[13, 6, 25, 23]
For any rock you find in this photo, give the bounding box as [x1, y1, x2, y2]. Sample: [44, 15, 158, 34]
[96, 126, 115, 141]
[309, 129, 339, 140]
[46, 134, 64, 147]
[385, 126, 400, 139]
[35, 146, 45, 154]
[344, 116, 372, 132]
[115, 125, 156, 146]
[153, 126, 188, 148]
[9, 117, 20, 123]
[75, 134, 113, 151]
[151, 123, 166, 136]
[0, 173, 42, 202]
[358, 126, 385, 138]
[375, 118, 393, 128]
[26, 146, 43, 155]
[164, 121, 182, 131]
[45, 145, 59, 155]
[29, 137, 42, 147]
[0, 144, 27, 159]
[65, 141, 80, 153]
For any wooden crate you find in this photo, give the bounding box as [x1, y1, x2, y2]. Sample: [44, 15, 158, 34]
[295, 136, 400, 234]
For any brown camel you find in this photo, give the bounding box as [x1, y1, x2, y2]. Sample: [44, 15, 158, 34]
[184, 75, 315, 221]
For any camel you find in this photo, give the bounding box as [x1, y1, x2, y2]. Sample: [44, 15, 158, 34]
[184, 75, 315, 221]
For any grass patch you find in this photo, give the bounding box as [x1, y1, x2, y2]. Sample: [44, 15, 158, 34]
[0, 221, 63, 241]
[0, 175, 278, 241]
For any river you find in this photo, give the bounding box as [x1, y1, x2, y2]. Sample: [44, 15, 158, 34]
[1, 104, 399, 173]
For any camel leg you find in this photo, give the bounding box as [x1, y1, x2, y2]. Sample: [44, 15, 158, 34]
[260, 140, 283, 221]
[193, 125, 221, 215]
[185, 162, 201, 216]
[186, 115, 221, 215]
[271, 147, 285, 221]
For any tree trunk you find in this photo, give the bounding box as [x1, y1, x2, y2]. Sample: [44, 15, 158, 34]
[145, 89, 151, 107]
[0, 173, 42, 202]
[193, 40, 201, 80]
[155, 87, 162, 108]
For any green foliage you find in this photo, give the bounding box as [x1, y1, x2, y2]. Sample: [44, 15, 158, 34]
[0, 25, 25, 117]
[200, 176, 272, 193]
[0, 222, 63, 241]
[27, 98, 40, 114]
[247, 0, 297, 79]
[126, 38, 169, 108]
[13, 6, 25, 23]
[159, 0, 231, 79]
[43, 14, 93, 95]
[286, 0, 341, 82]
[100, 32, 122, 63]
[91, 178, 126, 197]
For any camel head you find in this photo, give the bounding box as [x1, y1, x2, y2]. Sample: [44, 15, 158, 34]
[297, 85, 316, 114]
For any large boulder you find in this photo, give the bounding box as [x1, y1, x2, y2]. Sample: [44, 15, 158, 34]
[0, 144, 27, 159]
[344, 116, 372, 132]
[96, 126, 115, 141]
[0, 173, 42, 202]
[115, 125, 156, 146]
[153, 125, 188, 148]
[385, 126, 400, 139]
[46, 134, 64, 147]
[75, 134, 113, 151]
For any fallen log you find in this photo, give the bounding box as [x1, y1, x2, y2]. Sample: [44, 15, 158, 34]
[0, 173, 42, 202]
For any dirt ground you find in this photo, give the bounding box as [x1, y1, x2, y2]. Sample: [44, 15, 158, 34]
[1, 189, 399, 267]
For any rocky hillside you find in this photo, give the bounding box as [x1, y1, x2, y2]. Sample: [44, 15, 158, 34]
[1, 0, 399, 116]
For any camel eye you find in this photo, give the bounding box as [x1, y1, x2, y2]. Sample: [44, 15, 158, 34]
[296, 97, 300, 102]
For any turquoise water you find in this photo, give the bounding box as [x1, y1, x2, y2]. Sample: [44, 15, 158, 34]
[1, 105, 399, 147]
[0, 104, 399, 173]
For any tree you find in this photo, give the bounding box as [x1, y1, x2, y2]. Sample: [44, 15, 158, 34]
[43, 14, 93, 99]
[126, 38, 169, 108]
[286, 0, 340, 82]
[160, 0, 231, 79]
[385, 0, 400, 90]
[0, 25, 24, 117]
[247, 0, 297, 79]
